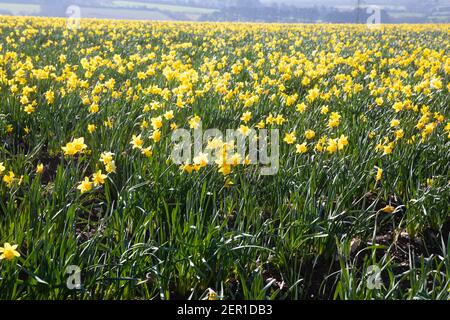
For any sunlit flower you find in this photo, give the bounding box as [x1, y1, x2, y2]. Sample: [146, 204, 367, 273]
[77, 177, 93, 194]
[320, 106, 329, 114]
[3, 171, 15, 188]
[240, 111, 252, 123]
[189, 115, 201, 129]
[296, 143, 308, 154]
[328, 112, 341, 128]
[284, 132, 296, 144]
[151, 116, 163, 130]
[62, 137, 87, 156]
[375, 167, 383, 182]
[337, 135, 348, 150]
[87, 124, 96, 134]
[164, 110, 174, 120]
[151, 130, 161, 142]
[193, 152, 209, 167]
[141, 146, 153, 158]
[0, 243, 20, 261]
[381, 205, 395, 213]
[131, 134, 144, 149]
[375, 97, 384, 106]
[92, 170, 107, 186]
[36, 163, 44, 174]
[326, 138, 338, 154]
[238, 125, 251, 136]
[390, 119, 400, 127]
[305, 130, 315, 140]
[296, 103, 307, 113]
[105, 161, 116, 174]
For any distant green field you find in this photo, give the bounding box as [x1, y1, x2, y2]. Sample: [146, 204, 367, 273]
[112, 0, 217, 15]
[335, 5, 407, 11]
[81, 6, 172, 21]
[0, 2, 40, 15]
[389, 12, 426, 19]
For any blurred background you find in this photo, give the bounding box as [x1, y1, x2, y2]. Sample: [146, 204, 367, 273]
[0, 0, 449, 23]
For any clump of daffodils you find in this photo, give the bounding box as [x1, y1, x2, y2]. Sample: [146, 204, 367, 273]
[76, 152, 116, 194]
[100, 152, 116, 174]
[62, 137, 87, 156]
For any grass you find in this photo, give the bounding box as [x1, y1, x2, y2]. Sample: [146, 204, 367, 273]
[0, 3, 40, 15]
[80, 7, 172, 21]
[0, 17, 449, 300]
[111, 1, 218, 15]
